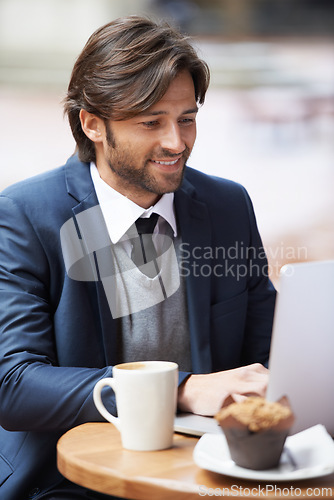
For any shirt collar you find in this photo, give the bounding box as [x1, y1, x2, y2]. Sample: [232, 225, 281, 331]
[90, 162, 177, 244]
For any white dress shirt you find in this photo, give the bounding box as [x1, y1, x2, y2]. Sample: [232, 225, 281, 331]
[90, 163, 177, 252]
[90, 162, 180, 318]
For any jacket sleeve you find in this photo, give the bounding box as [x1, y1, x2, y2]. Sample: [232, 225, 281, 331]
[0, 194, 115, 432]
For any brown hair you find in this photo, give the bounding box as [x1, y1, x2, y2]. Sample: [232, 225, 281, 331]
[63, 15, 210, 163]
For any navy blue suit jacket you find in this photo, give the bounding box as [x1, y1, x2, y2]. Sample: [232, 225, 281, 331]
[0, 156, 276, 499]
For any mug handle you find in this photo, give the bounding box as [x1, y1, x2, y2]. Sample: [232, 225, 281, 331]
[93, 377, 121, 431]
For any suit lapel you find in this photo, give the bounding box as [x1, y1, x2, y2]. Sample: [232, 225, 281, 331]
[64, 156, 119, 365]
[175, 177, 213, 374]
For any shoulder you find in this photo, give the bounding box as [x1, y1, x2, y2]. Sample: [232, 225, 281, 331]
[1, 165, 67, 203]
[182, 166, 251, 208]
[0, 162, 75, 230]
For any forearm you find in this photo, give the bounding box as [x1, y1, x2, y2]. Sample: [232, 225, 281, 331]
[0, 362, 114, 432]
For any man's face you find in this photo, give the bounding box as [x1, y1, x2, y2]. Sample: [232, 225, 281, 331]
[96, 70, 198, 207]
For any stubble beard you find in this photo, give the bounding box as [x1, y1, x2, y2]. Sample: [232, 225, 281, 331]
[106, 128, 190, 196]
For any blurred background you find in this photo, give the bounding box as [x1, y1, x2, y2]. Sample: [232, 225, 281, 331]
[1, 0, 333, 286]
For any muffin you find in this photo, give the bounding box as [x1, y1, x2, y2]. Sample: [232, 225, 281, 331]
[215, 395, 294, 470]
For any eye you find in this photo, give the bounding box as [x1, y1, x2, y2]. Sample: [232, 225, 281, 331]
[179, 117, 196, 126]
[141, 120, 159, 128]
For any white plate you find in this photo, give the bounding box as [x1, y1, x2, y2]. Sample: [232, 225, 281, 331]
[193, 424, 334, 481]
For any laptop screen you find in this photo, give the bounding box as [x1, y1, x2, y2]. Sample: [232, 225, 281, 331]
[266, 260, 334, 435]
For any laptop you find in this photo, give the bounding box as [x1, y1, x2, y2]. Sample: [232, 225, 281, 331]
[267, 260, 334, 435]
[174, 412, 221, 436]
[175, 260, 334, 437]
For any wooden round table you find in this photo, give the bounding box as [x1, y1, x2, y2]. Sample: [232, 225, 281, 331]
[57, 422, 334, 499]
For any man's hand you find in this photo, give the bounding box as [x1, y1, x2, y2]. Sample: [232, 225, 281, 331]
[177, 363, 269, 416]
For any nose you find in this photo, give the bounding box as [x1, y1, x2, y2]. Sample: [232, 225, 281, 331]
[160, 122, 186, 154]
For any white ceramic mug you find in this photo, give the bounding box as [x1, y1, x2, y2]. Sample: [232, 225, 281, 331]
[93, 361, 178, 451]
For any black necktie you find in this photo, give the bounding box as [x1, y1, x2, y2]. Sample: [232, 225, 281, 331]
[131, 213, 159, 277]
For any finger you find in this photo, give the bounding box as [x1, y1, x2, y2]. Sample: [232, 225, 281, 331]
[230, 393, 247, 403]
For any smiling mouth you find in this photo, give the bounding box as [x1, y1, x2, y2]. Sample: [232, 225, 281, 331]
[152, 159, 180, 166]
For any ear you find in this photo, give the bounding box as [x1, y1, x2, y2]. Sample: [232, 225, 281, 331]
[79, 109, 104, 143]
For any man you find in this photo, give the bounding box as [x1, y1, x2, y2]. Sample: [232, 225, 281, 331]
[0, 16, 275, 499]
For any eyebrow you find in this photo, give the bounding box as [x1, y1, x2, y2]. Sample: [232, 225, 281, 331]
[137, 107, 199, 117]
